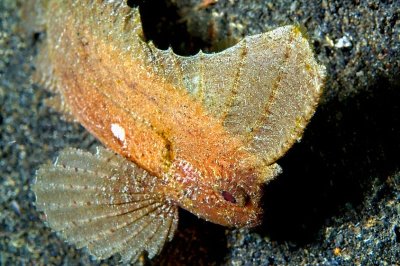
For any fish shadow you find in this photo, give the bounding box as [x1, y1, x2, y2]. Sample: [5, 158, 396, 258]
[150, 210, 228, 266]
[260, 76, 400, 244]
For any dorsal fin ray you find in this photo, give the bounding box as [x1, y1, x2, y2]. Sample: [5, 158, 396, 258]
[98, 4, 324, 165]
[146, 26, 325, 165]
[39, 0, 324, 166]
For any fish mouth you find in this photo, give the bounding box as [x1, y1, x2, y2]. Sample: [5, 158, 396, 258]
[216, 205, 263, 228]
[231, 204, 264, 228]
[181, 199, 264, 228]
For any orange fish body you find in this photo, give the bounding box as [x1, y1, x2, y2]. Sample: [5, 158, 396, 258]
[32, 0, 325, 263]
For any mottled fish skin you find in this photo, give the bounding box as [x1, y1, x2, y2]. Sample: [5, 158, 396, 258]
[32, 0, 325, 262]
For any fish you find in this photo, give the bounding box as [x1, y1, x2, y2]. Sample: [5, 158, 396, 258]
[31, 0, 325, 263]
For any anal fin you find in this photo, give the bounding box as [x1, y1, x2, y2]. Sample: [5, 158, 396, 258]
[32, 42, 58, 93]
[33, 43, 76, 122]
[44, 95, 76, 122]
[32, 147, 178, 263]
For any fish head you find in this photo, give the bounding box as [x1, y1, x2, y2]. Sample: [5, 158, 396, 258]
[165, 157, 281, 228]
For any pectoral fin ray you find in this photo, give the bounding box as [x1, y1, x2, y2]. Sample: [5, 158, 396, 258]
[33, 147, 178, 263]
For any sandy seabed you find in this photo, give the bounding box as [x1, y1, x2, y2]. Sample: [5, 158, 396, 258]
[1, 1, 399, 265]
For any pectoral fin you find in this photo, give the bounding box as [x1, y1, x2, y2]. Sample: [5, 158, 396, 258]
[32, 147, 178, 263]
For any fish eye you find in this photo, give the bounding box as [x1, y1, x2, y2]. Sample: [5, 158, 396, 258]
[221, 187, 248, 207]
[222, 191, 237, 203]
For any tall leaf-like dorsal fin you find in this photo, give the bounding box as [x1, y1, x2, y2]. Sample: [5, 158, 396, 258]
[145, 26, 325, 165]
[67, 1, 325, 164]
[41, 1, 324, 165]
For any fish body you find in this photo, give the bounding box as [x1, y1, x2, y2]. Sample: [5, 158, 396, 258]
[32, 0, 325, 263]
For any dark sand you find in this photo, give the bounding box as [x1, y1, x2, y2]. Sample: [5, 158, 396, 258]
[1, 0, 399, 265]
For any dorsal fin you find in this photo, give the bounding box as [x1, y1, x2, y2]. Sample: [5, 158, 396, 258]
[34, 0, 148, 121]
[83, 2, 325, 165]
[145, 26, 325, 165]
[38, 0, 324, 165]
[32, 147, 178, 263]
[36, 0, 325, 165]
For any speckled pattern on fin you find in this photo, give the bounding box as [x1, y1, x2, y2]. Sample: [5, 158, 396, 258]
[32, 147, 178, 263]
[39, 0, 324, 166]
[147, 26, 325, 165]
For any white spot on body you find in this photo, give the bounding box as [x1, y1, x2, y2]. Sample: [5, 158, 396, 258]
[111, 123, 127, 147]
